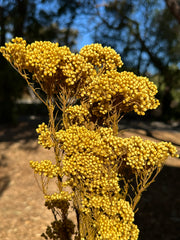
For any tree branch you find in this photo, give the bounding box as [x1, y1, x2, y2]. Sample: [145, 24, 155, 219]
[96, 4, 167, 73]
[165, 0, 180, 24]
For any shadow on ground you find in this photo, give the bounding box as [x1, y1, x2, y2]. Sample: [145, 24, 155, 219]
[0, 154, 10, 197]
[136, 165, 180, 240]
[0, 118, 41, 143]
[0, 118, 43, 196]
[0, 175, 10, 197]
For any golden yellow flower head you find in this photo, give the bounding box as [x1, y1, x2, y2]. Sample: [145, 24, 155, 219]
[122, 136, 178, 170]
[0, 37, 27, 69]
[25, 41, 71, 81]
[1, 37, 159, 115]
[82, 70, 159, 115]
[80, 43, 123, 70]
[0, 38, 94, 94]
[95, 212, 139, 240]
[65, 105, 91, 125]
[30, 160, 61, 178]
[36, 122, 54, 149]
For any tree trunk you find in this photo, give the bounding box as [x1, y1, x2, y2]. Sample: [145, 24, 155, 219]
[165, 0, 180, 24]
[13, 0, 28, 36]
[160, 72, 174, 121]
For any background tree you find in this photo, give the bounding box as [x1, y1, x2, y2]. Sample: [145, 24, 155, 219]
[0, 1, 25, 123]
[165, 0, 180, 23]
[0, 0, 80, 123]
[92, 0, 180, 121]
[1, 0, 180, 122]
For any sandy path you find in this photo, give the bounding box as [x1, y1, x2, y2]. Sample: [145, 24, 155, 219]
[0, 139, 55, 240]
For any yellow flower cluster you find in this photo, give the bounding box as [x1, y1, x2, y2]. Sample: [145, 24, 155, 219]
[25, 41, 71, 79]
[0, 38, 160, 116]
[118, 71, 159, 115]
[30, 160, 61, 178]
[79, 43, 123, 70]
[65, 105, 90, 125]
[56, 125, 118, 159]
[61, 53, 94, 87]
[56, 126, 122, 203]
[55, 124, 139, 239]
[0, 37, 94, 94]
[96, 214, 139, 240]
[123, 136, 178, 170]
[36, 122, 54, 149]
[33, 122, 177, 239]
[82, 196, 134, 220]
[56, 125, 178, 174]
[2, 38, 179, 239]
[45, 191, 74, 202]
[83, 70, 159, 115]
[0, 37, 27, 69]
[44, 192, 74, 210]
[82, 195, 139, 239]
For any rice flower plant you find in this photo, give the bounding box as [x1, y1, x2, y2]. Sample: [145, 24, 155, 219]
[1, 37, 178, 240]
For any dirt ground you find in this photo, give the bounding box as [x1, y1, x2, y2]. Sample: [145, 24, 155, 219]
[0, 118, 180, 240]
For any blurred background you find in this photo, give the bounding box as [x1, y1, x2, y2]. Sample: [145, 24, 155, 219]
[0, 1, 180, 240]
[0, 0, 180, 123]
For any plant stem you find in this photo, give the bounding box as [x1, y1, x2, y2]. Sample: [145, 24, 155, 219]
[48, 96, 63, 185]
